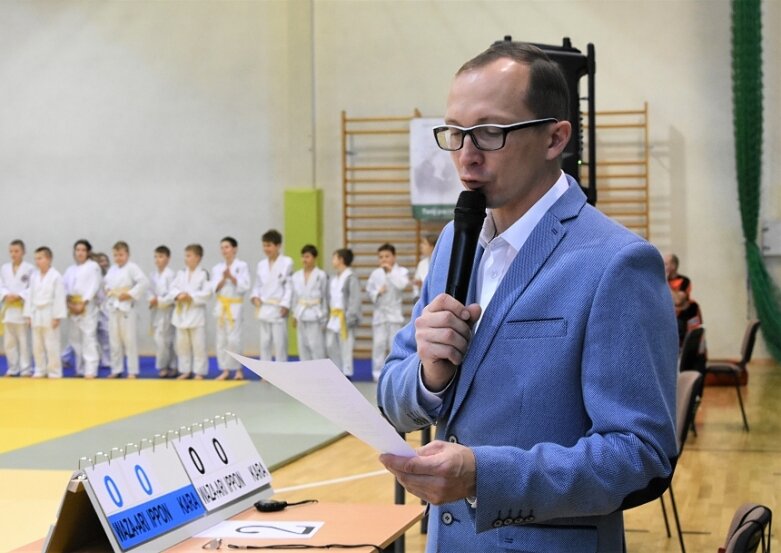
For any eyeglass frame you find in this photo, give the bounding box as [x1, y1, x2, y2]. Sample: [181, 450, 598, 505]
[432, 118, 559, 152]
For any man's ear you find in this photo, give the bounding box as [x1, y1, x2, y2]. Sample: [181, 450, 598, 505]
[546, 120, 572, 161]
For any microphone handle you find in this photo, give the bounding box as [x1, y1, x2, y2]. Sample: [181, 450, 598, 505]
[445, 229, 481, 304]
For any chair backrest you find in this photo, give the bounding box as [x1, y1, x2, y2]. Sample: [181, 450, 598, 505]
[721, 502, 772, 553]
[679, 327, 705, 373]
[676, 371, 703, 453]
[739, 320, 762, 367]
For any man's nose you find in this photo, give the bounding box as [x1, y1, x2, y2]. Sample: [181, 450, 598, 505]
[456, 133, 484, 164]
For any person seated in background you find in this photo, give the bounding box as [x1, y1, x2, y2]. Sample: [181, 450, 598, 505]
[665, 253, 692, 299]
[673, 289, 703, 348]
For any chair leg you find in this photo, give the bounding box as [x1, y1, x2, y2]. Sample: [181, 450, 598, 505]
[732, 371, 750, 432]
[668, 485, 686, 553]
[659, 495, 671, 538]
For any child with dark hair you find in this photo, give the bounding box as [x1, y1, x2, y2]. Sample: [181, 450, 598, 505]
[326, 248, 361, 378]
[291, 244, 328, 361]
[366, 243, 409, 381]
[148, 245, 177, 377]
[250, 230, 293, 362]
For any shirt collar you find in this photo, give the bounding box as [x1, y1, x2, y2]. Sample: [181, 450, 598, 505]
[478, 171, 570, 252]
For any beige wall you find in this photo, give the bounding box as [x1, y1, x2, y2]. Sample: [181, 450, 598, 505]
[0, 0, 777, 358]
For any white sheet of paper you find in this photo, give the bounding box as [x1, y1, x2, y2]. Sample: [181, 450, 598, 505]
[196, 520, 324, 539]
[229, 353, 415, 457]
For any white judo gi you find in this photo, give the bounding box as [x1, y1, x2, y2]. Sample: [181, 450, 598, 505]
[24, 268, 67, 378]
[63, 259, 102, 377]
[149, 267, 177, 372]
[104, 261, 149, 376]
[366, 263, 409, 380]
[167, 267, 212, 377]
[251, 256, 293, 362]
[291, 267, 328, 361]
[211, 259, 250, 370]
[0, 261, 34, 376]
[326, 269, 361, 377]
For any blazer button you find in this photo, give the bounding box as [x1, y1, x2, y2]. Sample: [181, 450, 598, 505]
[503, 518, 513, 526]
[513, 517, 524, 525]
[492, 518, 503, 529]
[524, 515, 536, 523]
[441, 512, 454, 525]
[447, 434, 458, 444]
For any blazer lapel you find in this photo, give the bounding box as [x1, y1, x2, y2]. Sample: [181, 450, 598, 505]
[446, 182, 587, 426]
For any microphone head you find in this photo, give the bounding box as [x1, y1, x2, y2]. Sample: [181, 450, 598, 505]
[453, 190, 487, 231]
[455, 190, 487, 211]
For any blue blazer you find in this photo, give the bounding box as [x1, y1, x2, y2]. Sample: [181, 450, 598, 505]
[377, 179, 678, 552]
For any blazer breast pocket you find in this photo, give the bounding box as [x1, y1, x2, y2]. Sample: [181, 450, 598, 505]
[499, 318, 568, 340]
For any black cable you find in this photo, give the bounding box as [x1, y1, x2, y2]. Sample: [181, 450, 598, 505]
[254, 499, 319, 512]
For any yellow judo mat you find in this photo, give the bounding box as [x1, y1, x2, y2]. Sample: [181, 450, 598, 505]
[0, 378, 245, 454]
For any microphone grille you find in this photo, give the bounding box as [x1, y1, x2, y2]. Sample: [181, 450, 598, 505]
[455, 190, 486, 211]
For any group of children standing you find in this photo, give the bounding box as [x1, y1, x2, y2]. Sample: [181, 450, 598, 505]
[0, 231, 438, 381]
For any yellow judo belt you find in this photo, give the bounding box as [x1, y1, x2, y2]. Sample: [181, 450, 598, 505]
[0, 298, 24, 336]
[217, 295, 242, 328]
[67, 294, 84, 316]
[255, 298, 280, 318]
[330, 308, 347, 340]
[176, 298, 192, 315]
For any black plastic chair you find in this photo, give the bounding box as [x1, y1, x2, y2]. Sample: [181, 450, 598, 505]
[720, 502, 772, 553]
[659, 370, 703, 553]
[705, 320, 760, 432]
[679, 327, 706, 373]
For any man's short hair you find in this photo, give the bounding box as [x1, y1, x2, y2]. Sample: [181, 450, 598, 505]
[262, 229, 283, 245]
[378, 243, 396, 255]
[74, 239, 92, 253]
[185, 244, 204, 258]
[155, 245, 171, 257]
[301, 244, 318, 257]
[422, 233, 439, 247]
[221, 236, 238, 248]
[670, 254, 680, 269]
[35, 246, 52, 259]
[112, 241, 129, 253]
[9, 239, 25, 252]
[458, 41, 570, 122]
[334, 248, 354, 267]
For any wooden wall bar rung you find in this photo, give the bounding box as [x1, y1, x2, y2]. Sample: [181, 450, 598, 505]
[582, 160, 646, 167]
[345, 129, 409, 135]
[590, 185, 647, 192]
[345, 178, 410, 184]
[345, 214, 411, 220]
[592, 173, 648, 180]
[587, 109, 646, 116]
[347, 202, 410, 209]
[346, 165, 411, 172]
[349, 190, 410, 196]
[346, 115, 415, 123]
[582, 123, 645, 130]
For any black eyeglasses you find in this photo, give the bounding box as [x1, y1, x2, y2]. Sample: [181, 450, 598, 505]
[433, 118, 558, 151]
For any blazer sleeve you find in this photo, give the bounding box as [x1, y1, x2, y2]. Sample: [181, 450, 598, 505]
[470, 240, 678, 531]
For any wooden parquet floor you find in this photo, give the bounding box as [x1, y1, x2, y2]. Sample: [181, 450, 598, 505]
[270, 361, 780, 552]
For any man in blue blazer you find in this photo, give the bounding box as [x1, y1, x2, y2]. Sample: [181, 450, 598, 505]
[378, 41, 678, 552]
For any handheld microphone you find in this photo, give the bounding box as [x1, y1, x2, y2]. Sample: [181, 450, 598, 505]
[445, 190, 487, 304]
